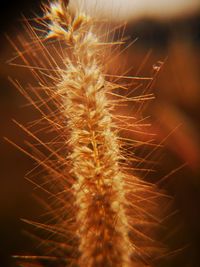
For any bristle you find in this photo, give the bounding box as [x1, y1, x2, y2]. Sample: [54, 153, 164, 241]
[7, 1, 171, 267]
[43, 2, 132, 266]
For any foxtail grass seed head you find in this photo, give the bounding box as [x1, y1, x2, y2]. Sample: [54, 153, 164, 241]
[8, 1, 170, 266]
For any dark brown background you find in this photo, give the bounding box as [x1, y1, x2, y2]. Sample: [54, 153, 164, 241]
[0, 0, 200, 266]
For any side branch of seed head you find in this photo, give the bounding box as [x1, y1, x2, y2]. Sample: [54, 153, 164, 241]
[44, 1, 132, 267]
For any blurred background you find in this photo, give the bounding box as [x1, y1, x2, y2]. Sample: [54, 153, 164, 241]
[0, 0, 200, 266]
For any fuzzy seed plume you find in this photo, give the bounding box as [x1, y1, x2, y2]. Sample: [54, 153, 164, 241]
[7, 0, 171, 267]
[44, 2, 132, 266]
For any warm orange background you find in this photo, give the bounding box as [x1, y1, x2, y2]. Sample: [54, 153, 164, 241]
[0, 1, 200, 266]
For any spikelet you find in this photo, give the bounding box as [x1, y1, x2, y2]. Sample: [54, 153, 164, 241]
[45, 2, 133, 266]
[7, 0, 170, 266]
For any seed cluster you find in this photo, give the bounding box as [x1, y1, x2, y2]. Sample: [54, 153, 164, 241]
[47, 2, 132, 266]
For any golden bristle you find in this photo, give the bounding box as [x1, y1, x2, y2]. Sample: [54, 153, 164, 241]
[7, 1, 170, 266]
